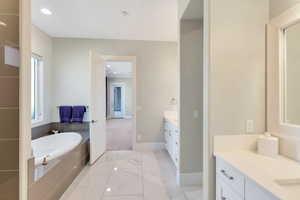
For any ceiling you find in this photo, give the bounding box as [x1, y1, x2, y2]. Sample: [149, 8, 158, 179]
[106, 61, 132, 78]
[32, 0, 178, 41]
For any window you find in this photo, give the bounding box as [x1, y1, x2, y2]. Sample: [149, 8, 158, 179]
[31, 55, 43, 123]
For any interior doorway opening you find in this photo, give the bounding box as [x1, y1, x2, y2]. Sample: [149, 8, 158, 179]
[105, 59, 136, 151]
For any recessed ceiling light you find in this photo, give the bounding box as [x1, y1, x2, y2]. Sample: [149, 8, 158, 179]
[121, 10, 129, 16]
[106, 188, 112, 192]
[113, 167, 118, 171]
[107, 64, 111, 68]
[40, 8, 52, 15]
[0, 21, 7, 27]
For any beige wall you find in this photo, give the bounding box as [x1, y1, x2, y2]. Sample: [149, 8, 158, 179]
[210, 0, 268, 136]
[31, 25, 53, 128]
[107, 77, 133, 117]
[207, 0, 269, 199]
[52, 38, 179, 143]
[270, 0, 300, 19]
[180, 19, 203, 174]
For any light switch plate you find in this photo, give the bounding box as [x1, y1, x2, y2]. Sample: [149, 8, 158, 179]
[136, 106, 142, 111]
[137, 134, 142, 141]
[246, 120, 254, 133]
[193, 110, 199, 119]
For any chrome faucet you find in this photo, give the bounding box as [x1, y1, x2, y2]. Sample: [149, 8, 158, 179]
[42, 155, 50, 166]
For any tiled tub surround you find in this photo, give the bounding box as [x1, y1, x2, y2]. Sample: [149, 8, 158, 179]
[32, 122, 90, 140]
[0, 0, 20, 199]
[28, 123, 90, 200]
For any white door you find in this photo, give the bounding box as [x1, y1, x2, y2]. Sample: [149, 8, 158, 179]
[89, 51, 106, 164]
[110, 83, 125, 118]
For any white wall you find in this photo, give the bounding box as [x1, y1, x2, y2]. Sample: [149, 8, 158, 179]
[269, 0, 300, 19]
[206, 0, 269, 199]
[52, 38, 178, 143]
[31, 25, 53, 128]
[107, 77, 133, 118]
[180, 19, 203, 174]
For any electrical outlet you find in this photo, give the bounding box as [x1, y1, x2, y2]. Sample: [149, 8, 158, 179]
[246, 120, 254, 133]
[193, 110, 199, 119]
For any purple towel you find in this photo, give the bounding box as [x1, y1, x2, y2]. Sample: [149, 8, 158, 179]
[59, 106, 72, 123]
[72, 106, 86, 123]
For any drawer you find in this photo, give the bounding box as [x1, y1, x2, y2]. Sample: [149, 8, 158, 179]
[217, 177, 242, 200]
[216, 158, 245, 198]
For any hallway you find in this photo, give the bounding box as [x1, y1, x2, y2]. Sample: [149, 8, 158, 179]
[60, 151, 202, 200]
[106, 119, 133, 151]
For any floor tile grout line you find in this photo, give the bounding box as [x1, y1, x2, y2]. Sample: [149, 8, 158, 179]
[99, 157, 115, 200]
[154, 150, 191, 200]
[182, 190, 189, 200]
[140, 152, 145, 200]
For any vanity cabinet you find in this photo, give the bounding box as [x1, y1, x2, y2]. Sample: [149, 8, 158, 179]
[164, 120, 180, 169]
[216, 157, 279, 200]
[216, 177, 242, 200]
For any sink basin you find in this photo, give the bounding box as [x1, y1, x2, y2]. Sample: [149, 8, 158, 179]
[275, 178, 300, 186]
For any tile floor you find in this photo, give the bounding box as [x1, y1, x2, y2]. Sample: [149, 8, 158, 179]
[106, 119, 133, 151]
[60, 151, 202, 200]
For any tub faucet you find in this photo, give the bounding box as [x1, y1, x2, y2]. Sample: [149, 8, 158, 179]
[50, 130, 59, 135]
[42, 155, 50, 166]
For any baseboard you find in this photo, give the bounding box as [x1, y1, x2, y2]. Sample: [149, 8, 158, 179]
[134, 142, 166, 151]
[124, 115, 133, 119]
[177, 172, 203, 186]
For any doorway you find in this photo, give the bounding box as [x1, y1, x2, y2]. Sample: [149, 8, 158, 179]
[104, 57, 136, 151]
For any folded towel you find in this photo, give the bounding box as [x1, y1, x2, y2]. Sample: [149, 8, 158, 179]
[59, 106, 72, 123]
[72, 106, 86, 123]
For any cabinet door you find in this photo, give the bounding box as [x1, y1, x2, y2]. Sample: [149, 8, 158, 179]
[245, 178, 279, 200]
[216, 177, 242, 200]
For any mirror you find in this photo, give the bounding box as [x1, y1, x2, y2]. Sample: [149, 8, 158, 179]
[283, 22, 300, 126]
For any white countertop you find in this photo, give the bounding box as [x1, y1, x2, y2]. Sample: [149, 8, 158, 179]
[214, 150, 300, 200]
[164, 111, 178, 127]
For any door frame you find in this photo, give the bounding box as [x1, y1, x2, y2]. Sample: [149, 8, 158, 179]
[103, 55, 137, 149]
[110, 82, 126, 118]
[20, 0, 32, 199]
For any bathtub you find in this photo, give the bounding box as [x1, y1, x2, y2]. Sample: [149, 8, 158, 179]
[32, 132, 83, 166]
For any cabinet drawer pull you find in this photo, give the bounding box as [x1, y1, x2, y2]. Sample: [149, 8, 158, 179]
[221, 197, 226, 200]
[221, 169, 234, 180]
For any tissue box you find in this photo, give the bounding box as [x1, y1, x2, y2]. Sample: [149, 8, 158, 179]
[257, 135, 279, 158]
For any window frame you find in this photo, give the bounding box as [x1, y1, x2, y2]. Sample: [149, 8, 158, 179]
[31, 54, 44, 124]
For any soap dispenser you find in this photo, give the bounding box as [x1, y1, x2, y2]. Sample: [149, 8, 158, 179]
[257, 133, 279, 158]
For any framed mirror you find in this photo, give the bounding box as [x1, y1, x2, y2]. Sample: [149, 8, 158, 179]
[282, 22, 300, 126]
[267, 4, 300, 136]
